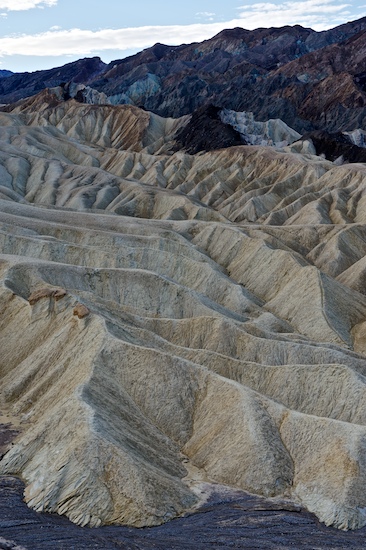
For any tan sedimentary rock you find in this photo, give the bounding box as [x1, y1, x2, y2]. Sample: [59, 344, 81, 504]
[28, 287, 67, 305]
[2, 96, 366, 531]
[28, 287, 55, 305]
[73, 303, 90, 318]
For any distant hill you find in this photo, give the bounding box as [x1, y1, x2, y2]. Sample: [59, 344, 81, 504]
[0, 70, 12, 78]
[0, 57, 105, 104]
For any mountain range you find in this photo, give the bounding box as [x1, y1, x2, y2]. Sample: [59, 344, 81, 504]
[1, 16, 366, 135]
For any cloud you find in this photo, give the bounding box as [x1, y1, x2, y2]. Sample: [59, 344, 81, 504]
[0, 0, 359, 59]
[236, 0, 351, 28]
[196, 12, 216, 21]
[0, 0, 56, 10]
[0, 26, 224, 57]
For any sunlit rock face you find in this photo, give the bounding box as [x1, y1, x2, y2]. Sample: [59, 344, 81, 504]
[219, 109, 301, 147]
[3, 89, 366, 532]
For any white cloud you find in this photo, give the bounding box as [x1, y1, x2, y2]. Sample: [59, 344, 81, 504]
[0, 0, 359, 59]
[236, 0, 351, 28]
[195, 12, 216, 21]
[0, 0, 56, 10]
[0, 26, 223, 58]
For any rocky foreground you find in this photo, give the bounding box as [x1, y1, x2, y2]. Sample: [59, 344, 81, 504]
[2, 476, 366, 549]
[2, 89, 366, 536]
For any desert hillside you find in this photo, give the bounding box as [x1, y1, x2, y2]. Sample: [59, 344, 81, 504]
[1, 81, 366, 533]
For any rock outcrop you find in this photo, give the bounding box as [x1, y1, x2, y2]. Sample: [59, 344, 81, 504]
[2, 90, 366, 532]
[300, 130, 366, 163]
[173, 104, 244, 154]
[220, 109, 301, 147]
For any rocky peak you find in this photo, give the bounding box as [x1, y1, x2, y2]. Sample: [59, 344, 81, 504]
[173, 104, 244, 154]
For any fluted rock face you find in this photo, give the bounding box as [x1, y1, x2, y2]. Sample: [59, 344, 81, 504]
[2, 92, 366, 531]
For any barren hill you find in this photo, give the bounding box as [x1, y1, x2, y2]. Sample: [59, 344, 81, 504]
[1, 89, 366, 532]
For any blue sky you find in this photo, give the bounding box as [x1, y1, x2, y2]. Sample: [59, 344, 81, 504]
[0, 0, 365, 72]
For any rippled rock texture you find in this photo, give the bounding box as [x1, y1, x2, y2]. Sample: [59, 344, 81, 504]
[2, 92, 366, 533]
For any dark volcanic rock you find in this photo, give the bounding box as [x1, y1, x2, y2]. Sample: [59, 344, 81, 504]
[1, 476, 366, 549]
[0, 425, 18, 459]
[303, 130, 366, 163]
[173, 104, 244, 154]
[260, 29, 366, 132]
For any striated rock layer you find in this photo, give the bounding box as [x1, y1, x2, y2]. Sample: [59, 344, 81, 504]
[2, 92, 366, 531]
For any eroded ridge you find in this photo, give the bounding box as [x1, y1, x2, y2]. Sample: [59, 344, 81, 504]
[1, 95, 366, 530]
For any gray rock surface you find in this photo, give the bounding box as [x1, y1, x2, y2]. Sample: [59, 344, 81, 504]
[220, 109, 301, 147]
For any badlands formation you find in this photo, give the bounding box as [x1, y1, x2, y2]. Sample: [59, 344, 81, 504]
[3, 86, 366, 533]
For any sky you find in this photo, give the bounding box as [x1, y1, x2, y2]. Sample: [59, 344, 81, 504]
[0, 0, 365, 73]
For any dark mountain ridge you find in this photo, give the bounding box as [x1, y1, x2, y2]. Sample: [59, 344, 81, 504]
[1, 17, 366, 135]
[89, 17, 366, 127]
[0, 56, 106, 104]
[0, 69, 12, 79]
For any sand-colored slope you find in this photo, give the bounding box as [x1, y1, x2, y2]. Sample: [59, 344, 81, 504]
[1, 202, 366, 530]
[2, 96, 366, 530]
[2, 95, 366, 229]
